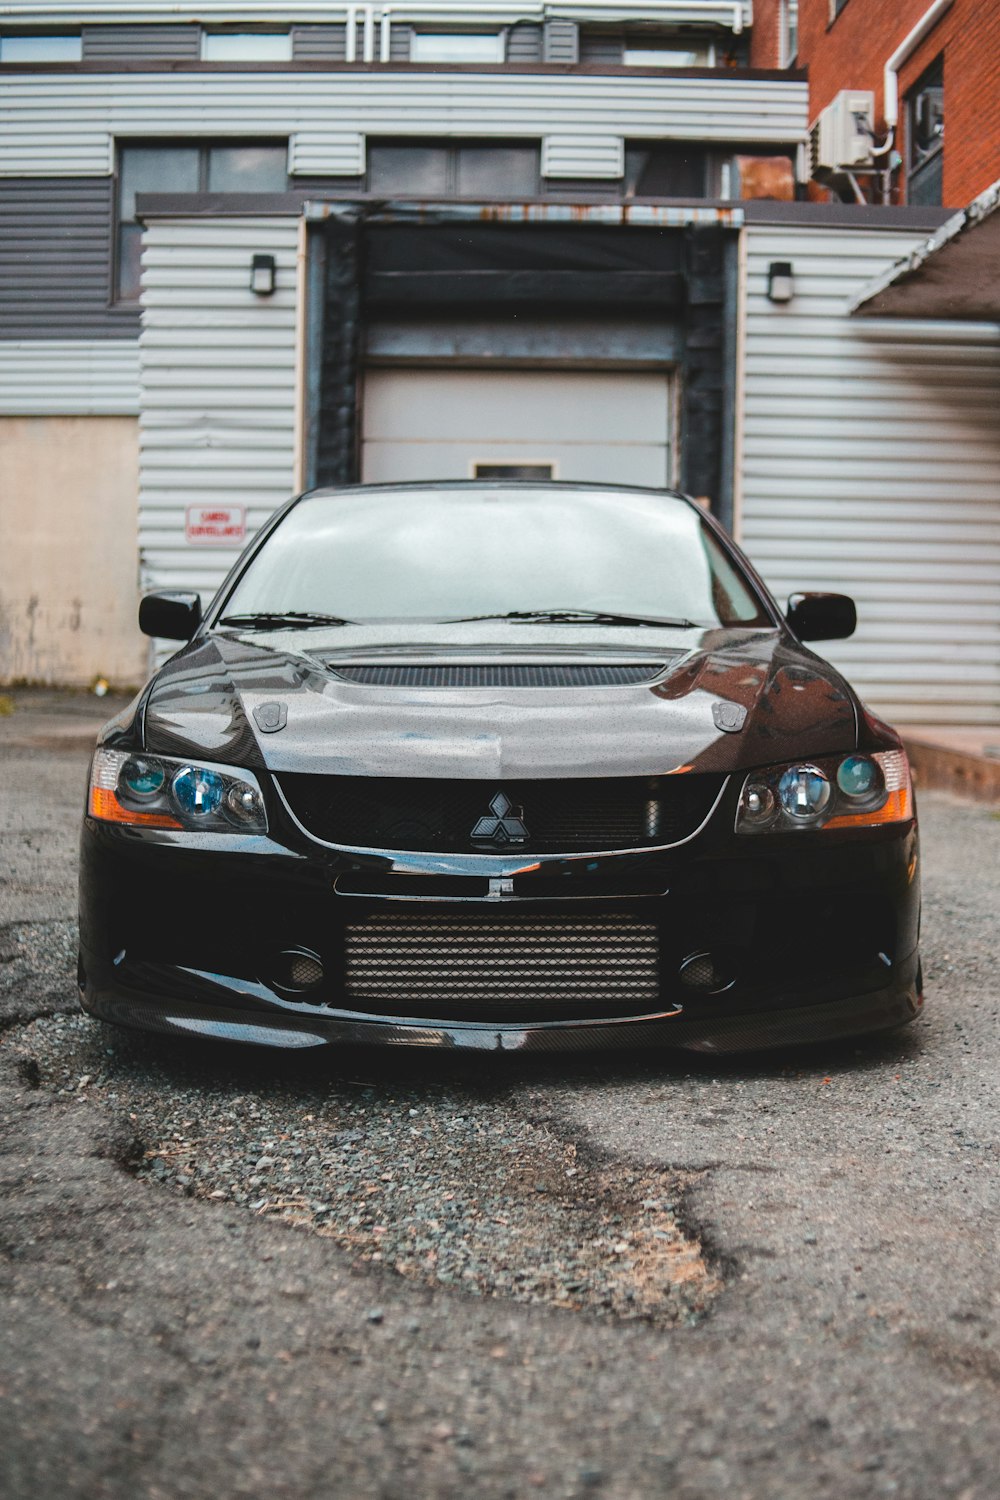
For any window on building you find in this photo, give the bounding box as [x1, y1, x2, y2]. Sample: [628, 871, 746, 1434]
[906, 57, 944, 207]
[201, 31, 293, 61]
[0, 32, 82, 62]
[831, 0, 850, 18]
[368, 141, 539, 198]
[410, 33, 505, 63]
[780, 1, 798, 66]
[623, 145, 710, 198]
[115, 141, 288, 301]
[622, 39, 713, 67]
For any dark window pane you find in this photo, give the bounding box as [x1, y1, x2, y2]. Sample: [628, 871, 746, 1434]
[119, 145, 199, 219]
[906, 56, 943, 207]
[474, 464, 553, 480]
[369, 145, 450, 196]
[624, 146, 706, 197]
[117, 223, 145, 301]
[908, 151, 943, 207]
[456, 145, 539, 197]
[207, 143, 288, 192]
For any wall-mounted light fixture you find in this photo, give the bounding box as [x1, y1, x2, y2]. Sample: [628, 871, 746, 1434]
[767, 260, 795, 304]
[250, 253, 277, 297]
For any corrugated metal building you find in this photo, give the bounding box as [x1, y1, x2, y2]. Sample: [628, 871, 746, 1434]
[2, 1, 998, 723]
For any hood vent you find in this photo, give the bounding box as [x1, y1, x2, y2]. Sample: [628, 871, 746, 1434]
[328, 662, 678, 689]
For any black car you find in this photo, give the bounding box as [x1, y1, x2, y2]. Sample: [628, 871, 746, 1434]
[79, 482, 921, 1053]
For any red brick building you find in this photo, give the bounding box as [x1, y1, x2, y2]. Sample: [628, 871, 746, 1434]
[752, 0, 1000, 208]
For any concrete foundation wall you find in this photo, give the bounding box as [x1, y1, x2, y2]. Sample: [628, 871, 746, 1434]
[0, 416, 147, 687]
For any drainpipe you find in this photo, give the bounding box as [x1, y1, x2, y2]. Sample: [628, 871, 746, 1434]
[883, 0, 954, 127]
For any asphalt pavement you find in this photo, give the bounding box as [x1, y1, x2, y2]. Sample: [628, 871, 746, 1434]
[0, 719, 997, 1500]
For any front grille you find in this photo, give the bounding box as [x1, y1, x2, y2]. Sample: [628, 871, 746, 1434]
[342, 911, 661, 1021]
[278, 773, 723, 853]
[328, 662, 677, 688]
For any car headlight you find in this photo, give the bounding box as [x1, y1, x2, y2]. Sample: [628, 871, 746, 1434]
[88, 748, 268, 834]
[736, 749, 912, 834]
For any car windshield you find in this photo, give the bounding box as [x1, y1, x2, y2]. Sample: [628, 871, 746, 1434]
[220, 487, 771, 628]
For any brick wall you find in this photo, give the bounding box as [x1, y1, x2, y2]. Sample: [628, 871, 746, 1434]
[753, 0, 1000, 206]
[749, 0, 783, 68]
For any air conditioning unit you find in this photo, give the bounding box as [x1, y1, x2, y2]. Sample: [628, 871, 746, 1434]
[809, 90, 875, 177]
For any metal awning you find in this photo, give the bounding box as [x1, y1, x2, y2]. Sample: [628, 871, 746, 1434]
[850, 177, 1000, 321]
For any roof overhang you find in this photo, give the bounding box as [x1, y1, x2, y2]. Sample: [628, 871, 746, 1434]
[0, 1, 753, 30]
[303, 199, 745, 226]
[850, 177, 1000, 321]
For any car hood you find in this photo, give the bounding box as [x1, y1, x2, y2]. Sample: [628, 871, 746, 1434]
[138, 624, 858, 780]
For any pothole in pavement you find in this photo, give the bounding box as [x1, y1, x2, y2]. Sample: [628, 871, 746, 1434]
[9, 1013, 722, 1327]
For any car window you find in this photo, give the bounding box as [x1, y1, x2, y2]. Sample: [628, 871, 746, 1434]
[221, 489, 770, 628]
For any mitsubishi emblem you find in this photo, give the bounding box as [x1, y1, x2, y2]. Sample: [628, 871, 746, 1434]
[470, 791, 530, 845]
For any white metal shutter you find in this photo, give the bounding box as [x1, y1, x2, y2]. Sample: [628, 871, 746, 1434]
[361, 369, 672, 488]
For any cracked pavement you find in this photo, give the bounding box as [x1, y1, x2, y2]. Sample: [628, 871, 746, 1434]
[0, 732, 998, 1500]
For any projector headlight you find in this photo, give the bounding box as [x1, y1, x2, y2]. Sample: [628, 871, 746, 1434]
[777, 764, 831, 822]
[736, 750, 912, 834]
[89, 748, 267, 834]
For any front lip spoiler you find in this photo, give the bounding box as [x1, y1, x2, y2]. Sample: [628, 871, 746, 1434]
[85, 960, 684, 1049]
[80, 952, 922, 1054]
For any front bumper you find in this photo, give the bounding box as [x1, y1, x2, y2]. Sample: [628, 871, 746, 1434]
[78, 795, 922, 1053]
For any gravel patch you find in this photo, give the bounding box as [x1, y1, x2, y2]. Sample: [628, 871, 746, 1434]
[10, 1011, 720, 1326]
[0, 918, 78, 1030]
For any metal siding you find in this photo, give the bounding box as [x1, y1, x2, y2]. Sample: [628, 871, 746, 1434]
[578, 32, 623, 65]
[291, 24, 348, 61]
[0, 73, 809, 178]
[81, 23, 199, 59]
[0, 338, 139, 413]
[741, 224, 1000, 725]
[0, 178, 139, 339]
[389, 24, 411, 61]
[138, 216, 299, 609]
[542, 134, 624, 178]
[507, 22, 543, 61]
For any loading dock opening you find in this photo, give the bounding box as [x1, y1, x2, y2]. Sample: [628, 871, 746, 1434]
[303, 202, 741, 525]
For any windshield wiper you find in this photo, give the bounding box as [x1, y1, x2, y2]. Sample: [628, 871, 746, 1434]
[217, 611, 352, 631]
[446, 608, 702, 629]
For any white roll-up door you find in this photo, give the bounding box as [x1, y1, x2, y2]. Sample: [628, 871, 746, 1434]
[361, 369, 673, 487]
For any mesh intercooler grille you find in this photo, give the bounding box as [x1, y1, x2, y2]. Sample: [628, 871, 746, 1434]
[342, 912, 661, 1022]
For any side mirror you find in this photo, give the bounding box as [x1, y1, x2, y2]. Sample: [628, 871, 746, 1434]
[786, 592, 856, 642]
[139, 591, 202, 641]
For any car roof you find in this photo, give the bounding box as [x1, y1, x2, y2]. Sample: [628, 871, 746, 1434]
[298, 479, 699, 506]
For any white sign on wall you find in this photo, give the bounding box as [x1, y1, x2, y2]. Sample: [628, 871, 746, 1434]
[185, 505, 247, 545]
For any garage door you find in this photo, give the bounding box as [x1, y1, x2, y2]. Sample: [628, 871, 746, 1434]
[361, 369, 673, 487]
